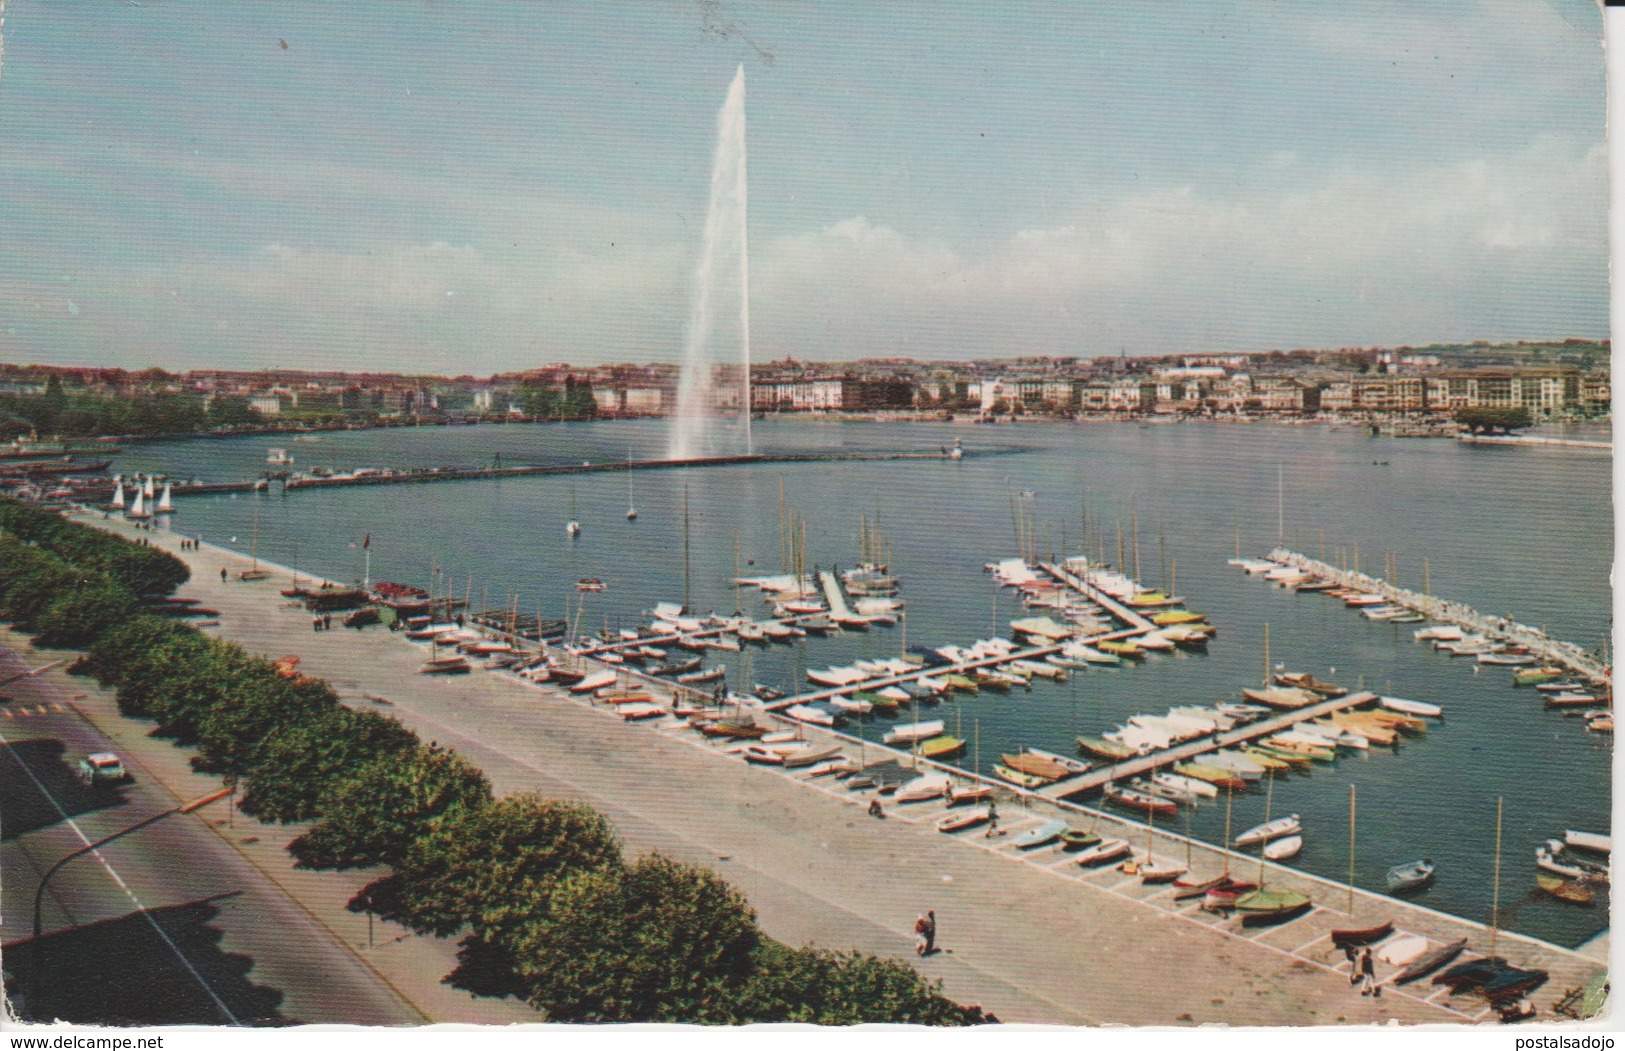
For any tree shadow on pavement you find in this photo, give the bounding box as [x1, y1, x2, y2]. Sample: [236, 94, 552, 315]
[6, 893, 292, 1026]
[0, 737, 131, 840]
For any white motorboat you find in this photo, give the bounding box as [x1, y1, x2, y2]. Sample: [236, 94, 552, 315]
[784, 704, 837, 727]
[1413, 624, 1463, 642]
[1024, 748, 1091, 776]
[1215, 701, 1272, 722]
[1235, 813, 1302, 847]
[1379, 695, 1443, 718]
[1152, 771, 1219, 799]
[807, 666, 869, 688]
[1263, 835, 1303, 860]
[1565, 830, 1612, 854]
[1535, 841, 1609, 881]
[1203, 751, 1266, 780]
[1168, 707, 1236, 732]
[1305, 721, 1369, 749]
[828, 694, 874, 715]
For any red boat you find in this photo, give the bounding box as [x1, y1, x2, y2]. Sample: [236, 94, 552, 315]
[1103, 782, 1178, 818]
[1202, 878, 1259, 911]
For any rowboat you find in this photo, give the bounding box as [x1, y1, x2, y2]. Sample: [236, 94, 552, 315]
[1477, 652, 1536, 666]
[618, 701, 667, 720]
[1141, 779, 1198, 805]
[1305, 721, 1369, 749]
[1241, 686, 1319, 710]
[1544, 692, 1602, 709]
[1097, 640, 1141, 658]
[1011, 819, 1069, 850]
[420, 654, 472, 675]
[992, 764, 1053, 789]
[1076, 736, 1136, 762]
[1392, 938, 1467, 984]
[1585, 713, 1612, 733]
[1000, 752, 1074, 781]
[1564, 830, 1611, 854]
[1275, 672, 1346, 697]
[1072, 837, 1131, 866]
[1512, 667, 1567, 686]
[883, 720, 946, 746]
[828, 694, 873, 715]
[1216, 701, 1272, 722]
[1377, 935, 1428, 966]
[1103, 783, 1178, 817]
[1151, 610, 1207, 626]
[1236, 748, 1293, 773]
[1328, 715, 1398, 746]
[1235, 814, 1301, 847]
[895, 773, 953, 803]
[741, 745, 785, 765]
[1061, 643, 1120, 665]
[785, 703, 840, 727]
[1172, 874, 1230, 900]
[1362, 710, 1427, 735]
[1385, 859, 1435, 893]
[942, 673, 979, 692]
[1173, 764, 1248, 792]
[936, 807, 992, 834]
[1263, 835, 1303, 860]
[917, 735, 967, 760]
[1535, 680, 1586, 693]
[1342, 593, 1388, 607]
[803, 758, 860, 778]
[675, 666, 725, 685]
[1233, 887, 1311, 921]
[1330, 921, 1393, 948]
[1536, 872, 1595, 905]
[1059, 829, 1103, 850]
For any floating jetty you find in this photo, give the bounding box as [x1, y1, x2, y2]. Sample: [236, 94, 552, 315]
[1263, 548, 1609, 686]
[1037, 691, 1381, 801]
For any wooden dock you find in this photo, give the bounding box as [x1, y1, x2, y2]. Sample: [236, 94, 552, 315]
[1267, 548, 1609, 686]
[1037, 690, 1380, 800]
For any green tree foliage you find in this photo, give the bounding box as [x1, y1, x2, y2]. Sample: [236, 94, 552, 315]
[33, 578, 139, 649]
[742, 944, 977, 1025]
[389, 795, 622, 939]
[1455, 407, 1534, 433]
[510, 853, 759, 1023]
[0, 499, 188, 595]
[240, 706, 421, 823]
[83, 613, 212, 716]
[290, 746, 492, 870]
[193, 669, 342, 777]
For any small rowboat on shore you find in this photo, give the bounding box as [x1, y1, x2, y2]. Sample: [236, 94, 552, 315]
[1330, 920, 1393, 948]
[1072, 837, 1131, 866]
[1392, 938, 1468, 984]
[936, 807, 992, 834]
[1011, 819, 1069, 850]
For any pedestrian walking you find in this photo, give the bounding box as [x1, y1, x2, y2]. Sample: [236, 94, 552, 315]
[913, 914, 929, 956]
[868, 797, 885, 819]
[1358, 946, 1378, 996]
[313, 616, 322, 633]
[220, 567, 228, 583]
[323, 614, 332, 630]
[923, 910, 937, 955]
[1344, 943, 1359, 984]
[985, 801, 1000, 837]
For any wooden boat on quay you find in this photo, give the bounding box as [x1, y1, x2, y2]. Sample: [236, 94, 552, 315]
[1233, 887, 1311, 922]
[1263, 834, 1303, 860]
[1202, 879, 1259, 911]
[1073, 837, 1131, 866]
[1330, 920, 1394, 948]
[937, 807, 992, 834]
[895, 773, 953, 803]
[1000, 752, 1075, 781]
[420, 654, 472, 675]
[1012, 819, 1069, 850]
[1172, 874, 1230, 901]
[1137, 857, 1190, 883]
[1275, 672, 1346, 697]
[1480, 967, 1550, 1003]
[618, 701, 667, 720]
[1392, 938, 1468, 984]
[947, 783, 994, 806]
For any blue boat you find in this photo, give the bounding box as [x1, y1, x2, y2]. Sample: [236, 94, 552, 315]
[1012, 818, 1069, 849]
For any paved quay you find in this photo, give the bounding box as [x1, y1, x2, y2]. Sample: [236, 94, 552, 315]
[63, 512, 1611, 1026]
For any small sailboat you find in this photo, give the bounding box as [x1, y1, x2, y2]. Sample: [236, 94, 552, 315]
[1234, 813, 1301, 848]
[625, 452, 638, 520]
[156, 480, 175, 514]
[566, 481, 582, 537]
[126, 484, 149, 520]
[109, 475, 126, 510]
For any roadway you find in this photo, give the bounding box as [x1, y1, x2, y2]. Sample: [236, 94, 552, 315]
[0, 642, 427, 1027]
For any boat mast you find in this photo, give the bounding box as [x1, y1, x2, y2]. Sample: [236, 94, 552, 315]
[1222, 783, 1233, 877]
[1347, 783, 1357, 915]
[1234, 524, 1241, 561]
[1131, 502, 1140, 584]
[1257, 769, 1274, 886]
[1489, 795, 1503, 960]
[733, 534, 742, 616]
[1262, 622, 1271, 687]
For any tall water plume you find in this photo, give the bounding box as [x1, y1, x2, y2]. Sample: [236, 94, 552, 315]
[668, 66, 751, 460]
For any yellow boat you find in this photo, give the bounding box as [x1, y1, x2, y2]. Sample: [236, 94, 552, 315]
[1099, 640, 1141, 657]
[1173, 763, 1248, 791]
[992, 763, 1052, 789]
[1152, 610, 1207, 626]
[918, 734, 967, 760]
[942, 673, 978, 692]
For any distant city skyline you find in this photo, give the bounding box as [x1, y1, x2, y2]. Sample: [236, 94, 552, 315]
[0, 2, 1607, 373]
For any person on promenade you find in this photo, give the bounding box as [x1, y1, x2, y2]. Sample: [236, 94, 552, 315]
[923, 910, 937, 956]
[914, 914, 929, 956]
[868, 797, 885, 819]
[1358, 946, 1378, 996]
[1343, 943, 1359, 984]
[985, 801, 1000, 837]
[220, 567, 228, 583]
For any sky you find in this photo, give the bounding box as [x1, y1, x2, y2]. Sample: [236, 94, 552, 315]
[0, 1, 1607, 374]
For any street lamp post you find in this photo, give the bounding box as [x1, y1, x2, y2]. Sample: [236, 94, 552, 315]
[29, 786, 233, 1015]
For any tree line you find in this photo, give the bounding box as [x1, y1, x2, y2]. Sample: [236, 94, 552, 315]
[0, 500, 980, 1025]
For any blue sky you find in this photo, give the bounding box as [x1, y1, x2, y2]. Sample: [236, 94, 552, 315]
[0, 1, 1606, 373]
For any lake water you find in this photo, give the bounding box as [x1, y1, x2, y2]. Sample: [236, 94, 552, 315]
[116, 418, 1613, 948]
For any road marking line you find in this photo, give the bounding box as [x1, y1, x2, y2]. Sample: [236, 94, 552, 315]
[0, 728, 242, 1025]
[1290, 932, 1330, 955]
